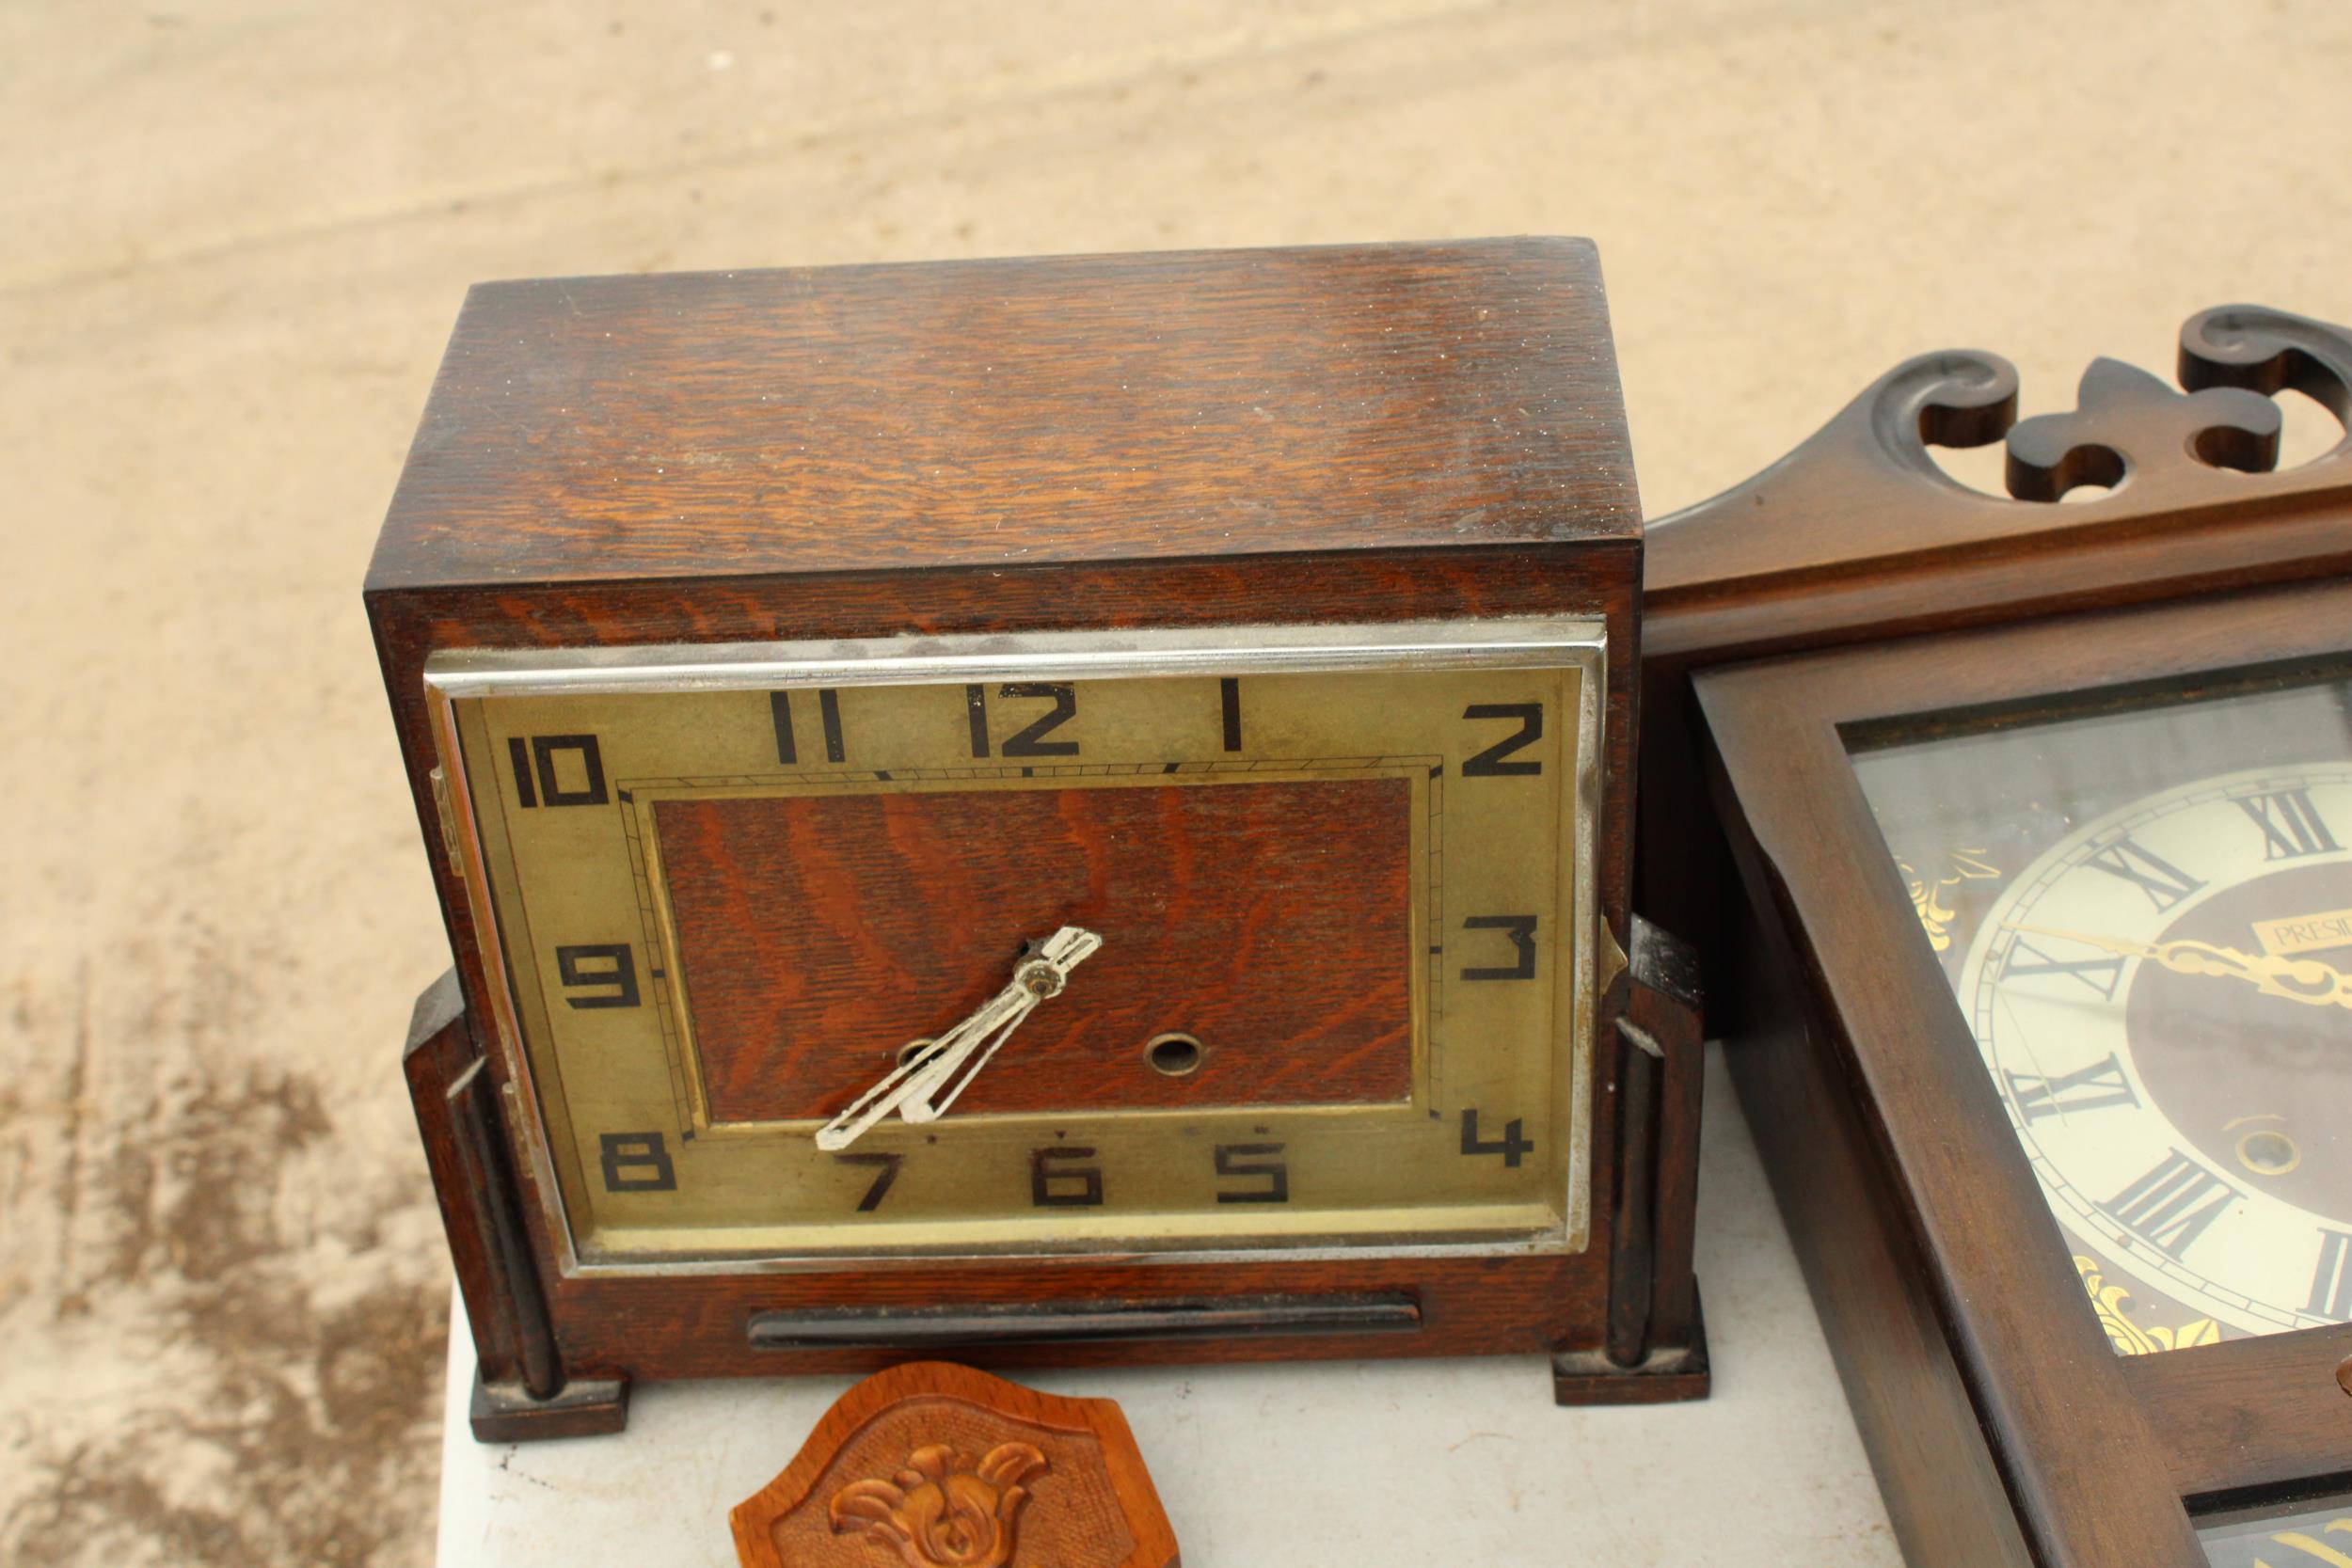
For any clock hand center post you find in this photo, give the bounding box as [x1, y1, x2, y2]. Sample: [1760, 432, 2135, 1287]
[814, 927, 1103, 1151]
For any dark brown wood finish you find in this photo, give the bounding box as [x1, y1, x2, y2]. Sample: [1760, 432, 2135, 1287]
[1553, 913, 1710, 1404]
[404, 969, 628, 1438]
[367, 241, 1686, 1426]
[657, 776, 1415, 1121]
[2124, 1323, 2352, 1499]
[1645, 308, 2352, 1564]
[402, 970, 554, 1397]
[1706, 877, 2034, 1565]
[369, 244, 1638, 592]
[1618, 914, 1706, 1370]
[1640, 305, 2352, 962]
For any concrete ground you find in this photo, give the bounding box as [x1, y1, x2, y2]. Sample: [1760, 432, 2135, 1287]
[3, 3, 2346, 1564]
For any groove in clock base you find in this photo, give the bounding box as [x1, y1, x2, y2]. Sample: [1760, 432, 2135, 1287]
[745, 1292, 1422, 1351]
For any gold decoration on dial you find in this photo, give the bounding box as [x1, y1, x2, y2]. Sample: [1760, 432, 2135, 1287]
[2074, 1256, 2221, 1355]
[1954, 765, 2352, 1342]
[1900, 847, 2002, 952]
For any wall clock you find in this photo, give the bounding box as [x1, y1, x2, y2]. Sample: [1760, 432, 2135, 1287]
[1644, 305, 2352, 1565]
[367, 240, 1707, 1438]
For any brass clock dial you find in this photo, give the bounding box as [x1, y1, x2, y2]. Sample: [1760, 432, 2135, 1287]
[429, 621, 1605, 1271]
[1853, 673, 2352, 1353]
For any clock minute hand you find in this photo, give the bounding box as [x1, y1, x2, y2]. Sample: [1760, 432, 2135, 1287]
[813, 926, 1103, 1152]
[901, 926, 1103, 1124]
[2012, 924, 2352, 1011]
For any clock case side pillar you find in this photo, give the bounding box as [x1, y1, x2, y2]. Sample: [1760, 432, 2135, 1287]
[403, 971, 629, 1440]
[1551, 913, 1710, 1402]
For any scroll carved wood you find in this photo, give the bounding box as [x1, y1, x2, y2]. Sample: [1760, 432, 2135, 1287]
[1646, 300, 2352, 601]
[1645, 304, 2352, 657]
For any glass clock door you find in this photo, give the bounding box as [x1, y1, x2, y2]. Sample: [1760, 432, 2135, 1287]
[1851, 669, 2352, 1353]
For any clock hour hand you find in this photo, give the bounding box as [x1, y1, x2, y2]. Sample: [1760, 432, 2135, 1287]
[2011, 925, 2352, 1011]
[814, 926, 1103, 1152]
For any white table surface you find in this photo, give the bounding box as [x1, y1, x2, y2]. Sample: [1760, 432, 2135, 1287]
[436, 1047, 1902, 1566]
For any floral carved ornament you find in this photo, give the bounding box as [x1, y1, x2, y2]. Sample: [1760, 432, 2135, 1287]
[828, 1441, 1051, 1568]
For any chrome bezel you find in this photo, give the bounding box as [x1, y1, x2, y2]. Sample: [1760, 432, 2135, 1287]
[424, 617, 1608, 1278]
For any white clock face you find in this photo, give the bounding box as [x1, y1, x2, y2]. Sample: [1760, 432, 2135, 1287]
[1957, 766, 2352, 1338]
[1853, 672, 2352, 1354]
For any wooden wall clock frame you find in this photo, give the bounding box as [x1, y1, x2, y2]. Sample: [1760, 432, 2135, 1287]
[369, 240, 1708, 1439]
[1639, 305, 2352, 1566]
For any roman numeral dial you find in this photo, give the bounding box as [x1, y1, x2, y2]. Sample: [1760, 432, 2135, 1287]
[2000, 937, 2124, 999]
[2241, 787, 2340, 860]
[2100, 1151, 2242, 1259]
[2004, 1053, 2137, 1122]
[2083, 835, 2204, 911]
[1954, 763, 2352, 1342]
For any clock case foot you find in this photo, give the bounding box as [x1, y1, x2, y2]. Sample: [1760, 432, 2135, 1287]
[405, 970, 632, 1439]
[1553, 1288, 1711, 1403]
[470, 1369, 630, 1442]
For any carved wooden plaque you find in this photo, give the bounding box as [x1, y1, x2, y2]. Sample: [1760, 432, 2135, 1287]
[730, 1362, 1180, 1568]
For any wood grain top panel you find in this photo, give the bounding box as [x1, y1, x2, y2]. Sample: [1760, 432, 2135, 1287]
[366, 239, 1635, 591]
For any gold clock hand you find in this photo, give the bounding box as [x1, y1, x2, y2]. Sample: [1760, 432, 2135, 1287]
[814, 926, 1103, 1152]
[2011, 925, 2352, 1011]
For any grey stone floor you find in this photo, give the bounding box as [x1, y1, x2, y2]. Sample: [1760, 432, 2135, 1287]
[4, 4, 2347, 1563]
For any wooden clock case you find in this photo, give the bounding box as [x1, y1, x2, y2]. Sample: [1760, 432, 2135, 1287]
[366, 240, 1708, 1438]
[1640, 305, 2352, 1565]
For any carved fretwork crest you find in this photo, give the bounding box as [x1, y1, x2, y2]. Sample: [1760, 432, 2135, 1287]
[1647, 303, 2352, 593]
[1970, 304, 2350, 500]
[2004, 357, 2279, 501]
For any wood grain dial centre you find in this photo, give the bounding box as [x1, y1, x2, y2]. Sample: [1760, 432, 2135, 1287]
[658, 775, 1415, 1123]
